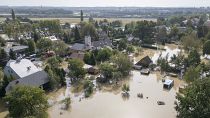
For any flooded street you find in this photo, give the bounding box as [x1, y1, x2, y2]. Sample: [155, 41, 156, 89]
[48, 71, 182, 118]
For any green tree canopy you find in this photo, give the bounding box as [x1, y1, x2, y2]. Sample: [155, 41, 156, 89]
[111, 53, 132, 76]
[27, 40, 36, 53]
[4, 86, 48, 118]
[39, 20, 61, 33]
[52, 40, 68, 56]
[175, 78, 210, 118]
[36, 38, 53, 52]
[181, 33, 201, 51]
[99, 62, 115, 79]
[203, 40, 210, 55]
[126, 45, 135, 53]
[118, 39, 127, 51]
[187, 49, 201, 67]
[81, 23, 97, 39]
[11, 9, 15, 21]
[68, 59, 86, 79]
[96, 48, 112, 62]
[9, 49, 16, 60]
[74, 26, 81, 41]
[80, 10, 84, 22]
[133, 20, 156, 44]
[183, 66, 200, 83]
[83, 51, 96, 65]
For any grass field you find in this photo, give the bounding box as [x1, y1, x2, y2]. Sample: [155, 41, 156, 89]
[0, 17, 156, 25]
[30, 17, 157, 25]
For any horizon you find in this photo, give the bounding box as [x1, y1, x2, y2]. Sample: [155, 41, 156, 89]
[0, 0, 209, 7]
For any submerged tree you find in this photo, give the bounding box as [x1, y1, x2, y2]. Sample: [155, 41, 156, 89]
[122, 84, 130, 94]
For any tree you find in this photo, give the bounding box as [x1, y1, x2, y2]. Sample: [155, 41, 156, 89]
[205, 31, 210, 40]
[74, 26, 81, 41]
[111, 53, 132, 76]
[80, 10, 84, 22]
[0, 49, 8, 67]
[39, 20, 61, 33]
[83, 51, 96, 65]
[63, 31, 71, 43]
[81, 23, 97, 39]
[36, 38, 53, 52]
[0, 68, 4, 91]
[118, 39, 127, 51]
[33, 31, 40, 43]
[28, 40, 36, 53]
[11, 9, 15, 21]
[4, 86, 48, 118]
[44, 65, 59, 89]
[99, 63, 115, 79]
[68, 59, 86, 79]
[47, 56, 60, 67]
[175, 78, 210, 118]
[0, 37, 6, 47]
[157, 27, 167, 44]
[157, 57, 170, 72]
[60, 97, 71, 110]
[169, 26, 179, 39]
[126, 45, 135, 53]
[96, 48, 112, 62]
[181, 33, 201, 51]
[188, 49, 201, 67]
[122, 84, 130, 94]
[203, 40, 210, 55]
[183, 66, 200, 83]
[112, 71, 122, 81]
[52, 40, 68, 56]
[133, 21, 156, 44]
[45, 56, 65, 88]
[83, 80, 94, 97]
[9, 49, 16, 60]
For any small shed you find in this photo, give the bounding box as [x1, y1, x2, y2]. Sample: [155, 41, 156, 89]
[135, 56, 153, 68]
[163, 79, 174, 89]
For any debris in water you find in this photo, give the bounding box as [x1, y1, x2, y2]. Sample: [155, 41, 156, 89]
[157, 101, 165, 105]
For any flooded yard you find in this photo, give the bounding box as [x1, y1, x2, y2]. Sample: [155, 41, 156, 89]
[0, 44, 185, 118]
[48, 71, 183, 118]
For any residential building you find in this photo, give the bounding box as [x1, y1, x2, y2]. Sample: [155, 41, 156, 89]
[4, 58, 49, 93]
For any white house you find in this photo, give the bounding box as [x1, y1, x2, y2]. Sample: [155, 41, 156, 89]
[4, 58, 49, 93]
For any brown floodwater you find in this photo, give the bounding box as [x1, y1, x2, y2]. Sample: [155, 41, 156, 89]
[48, 71, 183, 118]
[0, 45, 184, 118]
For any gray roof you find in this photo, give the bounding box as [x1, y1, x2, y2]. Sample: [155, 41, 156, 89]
[5, 59, 41, 78]
[70, 43, 85, 51]
[4, 45, 28, 53]
[92, 39, 112, 48]
[6, 70, 49, 93]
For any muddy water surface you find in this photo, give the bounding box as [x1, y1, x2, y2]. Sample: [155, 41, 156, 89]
[48, 71, 182, 118]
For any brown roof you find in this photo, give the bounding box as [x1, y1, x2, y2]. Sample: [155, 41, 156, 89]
[69, 52, 84, 60]
[135, 56, 152, 68]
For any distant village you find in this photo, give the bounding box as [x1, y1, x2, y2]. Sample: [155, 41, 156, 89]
[0, 9, 210, 118]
